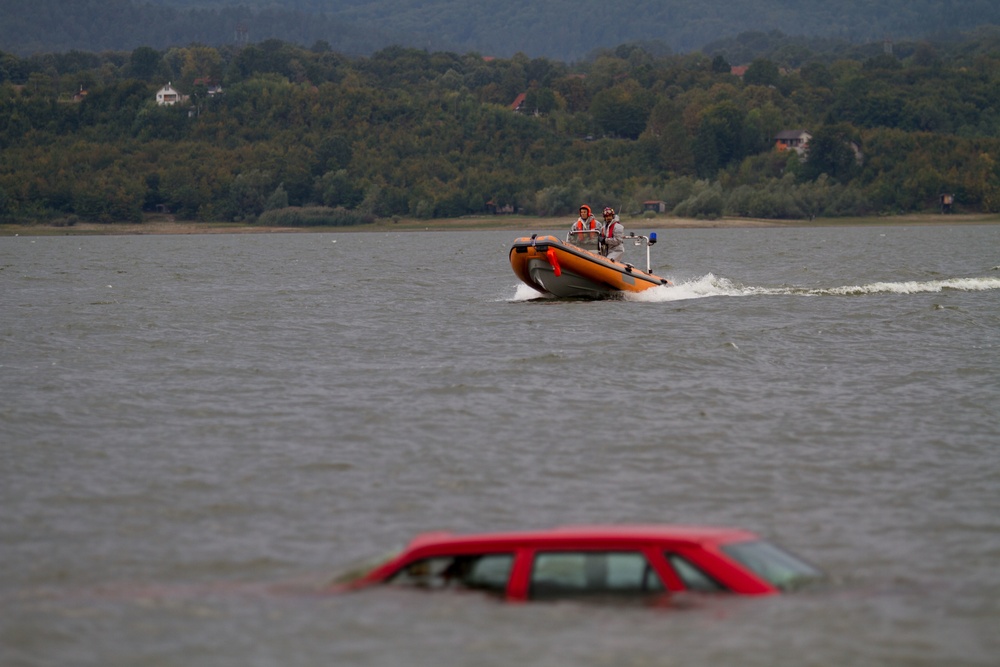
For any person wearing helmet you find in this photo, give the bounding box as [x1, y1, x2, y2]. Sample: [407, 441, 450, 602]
[567, 204, 601, 248]
[601, 206, 625, 262]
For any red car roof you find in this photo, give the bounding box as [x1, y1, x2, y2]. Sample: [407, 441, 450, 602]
[403, 525, 758, 551]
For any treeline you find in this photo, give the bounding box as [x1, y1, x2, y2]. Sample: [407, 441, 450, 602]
[313, 0, 1000, 60]
[0, 0, 390, 58]
[7, 0, 1000, 61]
[2, 33, 1000, 226]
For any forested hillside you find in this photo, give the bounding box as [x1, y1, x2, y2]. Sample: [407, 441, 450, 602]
[0, 0, 393, 59]
[2, 31, 1000, 226]
[4, 0, 1000, 60]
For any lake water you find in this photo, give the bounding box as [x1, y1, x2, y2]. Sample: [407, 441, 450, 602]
[2, 224, 999, 666]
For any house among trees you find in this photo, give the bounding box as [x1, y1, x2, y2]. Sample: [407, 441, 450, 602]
[775, 129, 812, 155]
[193, 78, 224, 96]
[643, 200, 668, 213]
[156, 83, 182, 106]
[510, 92, 527, 113]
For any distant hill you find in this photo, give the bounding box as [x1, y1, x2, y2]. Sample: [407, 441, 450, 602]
[4, 0, 1000, 60]
[0, 0, 399, 57]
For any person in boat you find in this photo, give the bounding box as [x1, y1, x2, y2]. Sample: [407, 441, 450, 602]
[567, 204, 601, 246]
[601, 206, 625, 262]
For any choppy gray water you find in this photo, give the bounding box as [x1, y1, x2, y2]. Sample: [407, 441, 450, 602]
[2, 224, 999, 667]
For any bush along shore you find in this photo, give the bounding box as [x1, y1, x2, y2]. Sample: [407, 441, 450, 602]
[3, 213, 999, 237]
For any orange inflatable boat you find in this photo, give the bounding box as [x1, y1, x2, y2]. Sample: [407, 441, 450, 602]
[509, 231, 672, 299]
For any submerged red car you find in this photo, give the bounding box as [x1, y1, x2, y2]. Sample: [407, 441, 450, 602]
[333, 525, 822, 600]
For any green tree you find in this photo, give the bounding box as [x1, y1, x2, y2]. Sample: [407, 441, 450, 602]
[590, 83, 651, 139]
[743, 58, 780, 87]
[800, 123, 860, 184]
[226, 169, 274, 221]
[316, 169, 363, 208]
[642, 98, 695, 175]
[0, 185, 10, 221]
[265, 183, 289, 211]
[694, 101, 746, 177]
[129, 47, 161, 81]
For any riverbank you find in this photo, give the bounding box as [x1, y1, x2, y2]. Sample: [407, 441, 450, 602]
[3, 213, 999, 236]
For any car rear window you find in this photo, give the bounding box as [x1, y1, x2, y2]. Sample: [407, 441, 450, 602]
[529, 551, 664, 599]
[388, 554, 513, 593]
[720, 540, 823, 591]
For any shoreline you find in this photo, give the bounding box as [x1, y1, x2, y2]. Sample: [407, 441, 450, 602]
[3, 213, 999, 236]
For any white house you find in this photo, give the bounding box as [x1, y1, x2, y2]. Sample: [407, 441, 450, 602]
[156, 83, 182, 106]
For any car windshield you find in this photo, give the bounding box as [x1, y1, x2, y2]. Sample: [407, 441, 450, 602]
[720, 540, 823, 591]
[329, 547, 404, 585]
[388, 553, 513, 593]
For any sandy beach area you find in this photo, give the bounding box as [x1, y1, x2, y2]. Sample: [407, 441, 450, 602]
[3, 213, 999, 236]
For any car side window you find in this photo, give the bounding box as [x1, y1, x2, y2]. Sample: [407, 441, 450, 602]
[388, 554, 513, 593]
[666, 553, 725, 592]
[464, 554, 514, 591]
[529, 551, 664, 599]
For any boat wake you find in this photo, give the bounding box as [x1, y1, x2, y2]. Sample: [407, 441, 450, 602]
[507, 274, 1000, 302]
[626, 274, 1000, 302]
